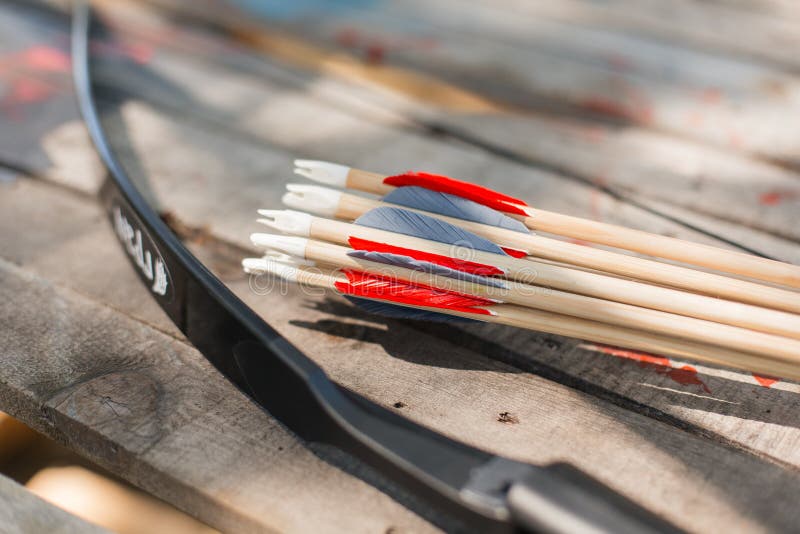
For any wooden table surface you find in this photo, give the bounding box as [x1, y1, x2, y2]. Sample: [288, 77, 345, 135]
[2, 1, 800, 532]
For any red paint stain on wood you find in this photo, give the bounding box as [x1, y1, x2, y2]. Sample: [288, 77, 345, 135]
[334, 27, 384, 63]
[21, 45, 71, 72]
[666, 365, 710, 393]
[365, 42, 385, 65]
[0, 39, 151, 120]
[0, 45, 71, 119]
[759, 189, 800, 206]
[0, 78, 59, 120]
[580, 91, 653, 126]
[592, 345, 711, 393]
[581, 97, 630, 120]
[6, 77, 55, 104]
[333, 26, 437, 65]
[0, 45, 71, 76]
[753, 373, 780, 388]
[701, 88, 723, 105]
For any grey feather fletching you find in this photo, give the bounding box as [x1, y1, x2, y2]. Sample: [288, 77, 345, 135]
[355, 207, 508, 256]
[383, 186, 530, 234]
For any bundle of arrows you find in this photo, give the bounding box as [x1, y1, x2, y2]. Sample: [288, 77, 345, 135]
[243, 160, 800, 381]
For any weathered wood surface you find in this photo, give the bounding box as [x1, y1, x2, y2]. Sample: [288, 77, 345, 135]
[0, 180, 435, 534]
[3, 1, 800, 532]
[6, 169, 800, 533]
[149, 0, 800, 245]
[488, 0, 800, 71]
[195, 0, 800, 170]
[0, 471, 111, 534]
[86, 0, 800, 457]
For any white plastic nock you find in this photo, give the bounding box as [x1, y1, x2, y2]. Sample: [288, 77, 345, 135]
[283, 184, 342, 217]
[242, 257, 269, 274]
[241, 257, 300, 282]
[256, 209, 313, 236]
[250, 233, 309, 258]
[262, 250, 316, 266]
[242, 253, 313, 274]
[294, 159, 350, 187]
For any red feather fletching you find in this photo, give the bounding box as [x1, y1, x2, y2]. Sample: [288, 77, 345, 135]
[383, 171, 529, 216]
[335, 269, 494, 315]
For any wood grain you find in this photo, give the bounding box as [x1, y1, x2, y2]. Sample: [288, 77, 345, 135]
[318, 0, 800, 162]
[0, 253, 438, 533]
[3, 179, 800, 532]
[4, 1, 800, 532]
[487, 0, 800, 70]
[86, 0, 800, 259]
[142, 0, 800, 244]
[12, 0, 800, 469]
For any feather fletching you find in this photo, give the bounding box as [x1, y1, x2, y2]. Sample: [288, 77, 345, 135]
[384, 187, 530, 234]
[355, 207, 508, 256]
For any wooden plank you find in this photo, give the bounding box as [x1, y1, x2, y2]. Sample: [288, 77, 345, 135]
[95, 96, 781, 259]
[0, 255, 437, 533]
[110, 0, 800, 247]
[70, 91, 800, 470]
[485, 0, 800, 71]
[0, 472, 111, 534]
[0, 3, 78, 173]
[0, 3, 103, 193]
[86, 8, 800, 256]
[6, 3, 800, 530]
[11, 0, 800, 251]
[706, 0, 800, 20]
[435, 112, 800, 246]
[0, 177, 182, 338]
[4, 178, 800, 532]
[179, 0, 800, 164]
[10, 0, 800, 470]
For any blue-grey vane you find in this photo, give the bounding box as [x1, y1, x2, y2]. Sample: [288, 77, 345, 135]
[384, 186, 530, 234]
[355, 207, 509, 256]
